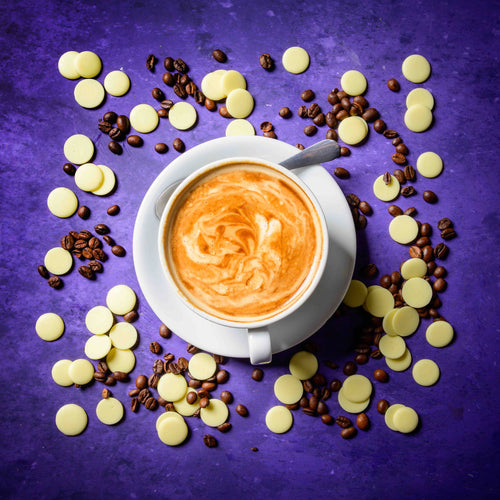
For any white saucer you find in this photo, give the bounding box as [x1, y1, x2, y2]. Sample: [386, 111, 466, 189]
[133, 136, 356, 358]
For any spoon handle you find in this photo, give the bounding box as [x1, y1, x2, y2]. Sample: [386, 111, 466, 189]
[279, 139, 340, 170]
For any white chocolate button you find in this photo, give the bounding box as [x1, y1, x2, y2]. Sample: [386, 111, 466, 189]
[156, 410, 184, 432]
[338, 116, 368, 145]
[382, 309, 399, 336]
[92, 165, 116, 196]
[106, 285, 136, 315]
[68, 358, 94, 385]
[338, 388, 370, 414]
[274, 374, 303, 404]
[416, 151, 443, 178]
[282, 46, 310, 74]
[56, 404, 88, 436]
[221, 70, 246, 95]
[75, 163, 104, 192]
[52, 359, 73, 386]
[225, 119, 255, 136]
[412, 359, 440, 386]
[393, 406, 419, 433]
[36, 312, 64, 341]
[188, 353, 217, 381]
[201, 70, 226, 101]
[340, 70, 367, 96]
[74, 79, 105, 109]
[103, 70, 130, 96]
[384, 403, 405, 431]
[129, 103, 159, 133]
[426, 320, 454, 348]
[289, 351, 318, 380]
[168, 102, 197, 130]
[265, 406, 293, 434]
[157, 414, 188, 446]
[74, 51, 102, 78]
[392, 306, 419, 337]
[373, 174, 400, 201]
[343, 279, 368, 308]
[342, 375, 372, 403]
[226, 88, 254, 119]
[157, 373, 188, 402]
[44, 247, 73, 275]
[173, 388, 200, 416]
[402, 277, 433, 308]
[364, 286, 394, 318]
[85, 306, 114, 335]
[406, 88, 434, 110]
[379, 334, 406, 359]
[404, 104, 433, 132]
[200, 399, 229, 427]
[389, 215, 419, 244]
[106, 348, 135, 373]
[401, 258, 427, 279]
[385, 348, 412, 372]
[96, 397, 124, 425]
[402, 54, 431, 83]
[84, 334, 112, 360]
[58, 51, 80, 79]
[64, 134, 94, 165]
[109, 322, 138, 350]
[47, 187, 78, 218]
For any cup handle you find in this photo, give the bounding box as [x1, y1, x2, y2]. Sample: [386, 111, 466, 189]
[248, 327, 272, 365]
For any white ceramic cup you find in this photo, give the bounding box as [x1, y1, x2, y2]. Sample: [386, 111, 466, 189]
[157, 157, 329, 364]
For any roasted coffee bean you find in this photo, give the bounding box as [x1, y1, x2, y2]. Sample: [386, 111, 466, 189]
[186, 391, 198, 405]
[159, 324, 171, 339]
[395, 143, 409, 155]
[437, 218, 453, 231]
[334, 167, 350, 179]
[336, 416, 352, 428]
[416, 236, 430, 248]
[308, 395, 319, 411]
[113, 371, 128, 382]
[138, 388, 151, 403]
[135, 375, 148, 390]
[186, 343, 198, 354]
[165, 403, 176, 412]
[336, 109, 349, 121]
[427, 261, 438, 275]
[304, 125, 317, 136]
[404, 165, 416, 181]
[202, 381, 217, 392]
[387, 78, 400, 91]
[97, 360, 108, 374]
[74, 239, 88, 250]
[346, 193, 360, 207]
[380, 274, 392, 288]
[358, 201, 372, 215]
[63, 162, 77, 176]
[115, 115, 130, 134]
[203, 434, 217, 448]
[38, 264, 50, 279]
[217, 422, 232, 433]
[320, 387, 331, 401]
[263, 130, 277, 139]
[392, 152, 407, 165]
[163, 353, 175, 363]
[422, 245, 434, 262]
[126, 135, 142, 148]
[150, 341, 161, 354]
[388, 204, 403, 217]
[173, 83, 187, 99]
[393, 169, 405, 184]
[383, 129, 398, 139]
[313, 113, 326, 126]
[158, 106, 168, 117]
[185, 81, 197, 95]
[374, 368, 389, 382]
[88, 236, 101, 249]
[111, 245, 126, 257]
[235, 404, 248, 417]
[383, 171, 392, 185]
[179, 74, 190, 86]
[350, 103, 363, 116]
[433, 277, 447, 292]
[216, 370, 229, 384]
[92, 248, 106, 262]
[81, 247, 93, 259]
[356, 214, 367, 230]
[279, 106, 291, 118]
[146, 54, 156, 71]
[297, 105, 307, 118]
[296, 143, 305, 150]
[302, 407, 317, 417]
[373, 119, 386, 133]
[104, 376, 116, 386]
[148, 373, 159, 389]
[312, 373, 326, 386]
[371, 348, 382, 359]
[341, 426, 357, 439]
[252, 368, 263, 381]
[173, 58, 187, 73]
[340, 146, 351, 156]
[220, 390, 233, 404]
[163, 56, 174, 71]
[409, 245, 423, 259]
[324, 112, 337, 129]
[339, 97, 350, 111]
[433, 266, 447, 278]
[199, 397, 210, 409]
[354, 353, 368, 365]
[94, 371, 106, 382]
[301, 89, 315, 102]
[423, 190, 438, 204]
[98, 121, 113, 133]
[321, 414, 334, 425]
[356, 413, 370, 430]
[303, 379, 314, 393]
[78, 266, 94, 280]
[388, 283, 398, 295]
[352, 95, 368, 108]
[130, 398, 139, 412]
[377, 399, 390, 415]
[219, 105, 231, 118]
[420, 222, 432, 237]
[212, 49, 227, 62]
[441, 228, 457, 240]
[157, 397, 167, 407]
[153, 359, 164, 375]
[391, 271, 402, 284]
[361, 263, 378, 277]
[362, 107, 379, 122]
[128, 388, 140, 397]
[145, 397, 159, 410]
[102, 111, 117, 124]
[403, 207, 417, 217]
[108, 141, 122, 155]
[307, 103, 321, 118]
[194, 90, 206, 105]
[343, 361, 357, 376]
[329, 379, 342, 392]
[102, 235, 114, 247]
[155, 143, 168, 154]
[214, 354, 225, 365]
[102, 389, 113, 400]
[259, 53, 274, 70]
[327, 92, 339, 105]
[152, 87, 165, 101]
[92, 224, 108, 235]
[401, 186, 416, 197]
[60, 234, 75, 250]
[298, 396, 309, 408]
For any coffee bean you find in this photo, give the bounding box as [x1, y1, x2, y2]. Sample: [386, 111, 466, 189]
[403, 207, 416, 217]
[212, 49, 227, 62]
[303, 379, 314, 393]
[374, 368, 389, 382]
[186, 344, 198, 354]
[350, 103, 363, 116]
[259, 53, 274, 70]
[296, 143, 305, 150]
[152, 359, 164, 375]
[302, 407, 317, 417]
[319, 414, 333, 425]
[358, 201, 372, 215]
[219, 105, 231, 118]
[135, 375, 148, 390]
[102, 235, 114, 247]
[145, 397, 159, 410]
[387, 78, 400, 91]
[356, 413, 370, 430]
[297, 105, 307, 118]
[354, 353, 368, 365]
[433, 277, 447, 292]
[379, 274, 391, 288]
[199, 397, 210, 409]
[404, 165, 416, 181]
[441, 228, 457, 240]
[361, 263, 378, 278]
[336, 416, 352, 428]
[304, 125, 317, 136]
[113, 371, 128, 382]
[94, 371, 106, 383]
[388, 204, 403, 217]
[162, 72, 175, 86]
[88, 237, 101, 249]
[383, 129, 398, 139]
[346, 193, 360, 207]
[108, 141, 122, 155]
[334, 167, 350, 179]
[373, 119, 386, 133]
[152, 87, 165, 101]
[203, 434, 217, 448]
[362, 108, 379, 122]
[307, 103, 321, 118]
[103, 111, 117, 124]
[327, 378, 341, 392]
[220, 390, 233, 404]
[216, 370, 229, 384]
[48, 275, 63, 289]
[146, 54, 156, 71]
[125, 135, 142, 148]
[155, 143, 168, 154]
[401, 186, 416, 197]
[420, 222, 432, 237]
[60, 234, 75, 251]
[396, 143, 409, 155]
[78, 266, 94, 280]
[185, 391, 197, 405]
[173, 58, 187, 73]
[340, 146, 351, 156]
[123, 310, 138, 323]
[313, 113, 326, 126]
[371, 348, 382, 359]
[336, 109, 349, 121]
[301, 89, 315, 102]
[129, 398, 139, 412]
[279, 107, 291, 118]
[263, 130, 277, 139]
[408, 246, 422, 259]
[327, 92, 339, 105]
[391, 152, 406, 165]
[433, 266, 447, 279]
[252, 368, 263, 381]
[377, 399, 390, 415]
[116, 115, 130, 134]
[423, 190, 438, 204]
[92, 248, 106, 262]
[343, 361, 357, 376]
[63, 163, 76, 176]
[416, 236, 430, 248]
[437, 218, 453, 231]
[235, 404, 248, 417]
[392, 169, 405, 184]
[149, 341, 161, 354]
[98, 120, 113, 133]
[339, 97, 350, 112]
[111, 245, 126, 257]
[173, 83, 187, 99]
[105, 205, 119, 217]
[391, 271, 402, 284]
[159, 324, 171, 339]
[38, 264, 50, 279]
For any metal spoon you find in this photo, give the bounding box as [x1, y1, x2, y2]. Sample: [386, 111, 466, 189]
[154, 139, 340, 219]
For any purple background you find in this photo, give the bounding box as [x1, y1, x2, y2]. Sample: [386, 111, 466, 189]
[1, 0, 499, 498]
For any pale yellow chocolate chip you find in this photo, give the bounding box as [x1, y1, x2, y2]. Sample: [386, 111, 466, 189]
[51, 359, 73, 386]
[74, 51, 102, 78]
[401, 258, 428, 280]
[426, 320, 454, 348]
[173, 388, 200, 417]
[56, 404, 88, 436]
[412, 359, 440, 386]
[289, 351, 318, 380]
[221, 70, 246, 95]
[168, 101, 197, 130]
[84, 334, 112, 360]
[274, 374, 303, 404]
[226, 88, 254, 119]
[58, 51, 80, 79]
[157, 414, 188, 446]
[200, 399, 229, 427]
[105, 348, 135, 374]
[74, 79, 105, 109]
[401, 277, 433, 308]
[129, 103, 159, 133]
[201, 70, 226, 101]
[265, 406, 293, 434]
[338, 116, 368, 145]
[342, 375, 372, 403]
[47, 187, 78, 218]
[340, 70, 367, 96]
[392, 306, 420, 337]
[103, 70, 130, 96]
[343, 279, 368, 308]
[379, 334, 406, 359]
[44, 247, 73, 275]
[85, 305, 114, 335]
[364, 286, 394, 318]
[404, 104, 433, 132]
[157, 373, 188, 402]
[74, 163, 104, 192]
[384, 403, 405, 431]
[416, 151, 443, 178]
[406, 88, 434, 110]
[106, 285, 136, 315]
[64, 134, 94, 165]
[402, 54, 431, 83]
[225, 119, 255, 136]
[373, 174, 400, 201]
[389, 215, 419, 244]
[96, 397, 124, 425]
[393, 406, 419, 433]
[108, 322, 138, 350]
[282, 46, 310, 74]
[156, 411, 184, 432]
[91, 165, 116, 196]
[385, 348, 412, 372]
[188, 353, 217, 381]
[382, 309, 399, 336]
[36, 313, 64, 341]
[338, 388, 370, 414]
[68, 358, 94, 385]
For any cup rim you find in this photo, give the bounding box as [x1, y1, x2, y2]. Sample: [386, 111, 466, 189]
[157, 156, 329, 329]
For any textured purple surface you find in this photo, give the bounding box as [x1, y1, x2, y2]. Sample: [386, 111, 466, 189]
[1, 0, 499, 498]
